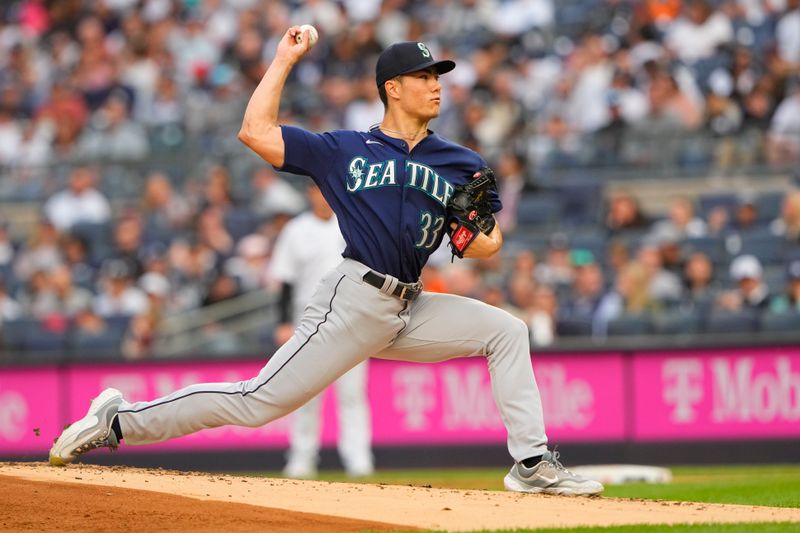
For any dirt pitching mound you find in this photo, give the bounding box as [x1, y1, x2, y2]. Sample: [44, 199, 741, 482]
[2, 462, 799, 532]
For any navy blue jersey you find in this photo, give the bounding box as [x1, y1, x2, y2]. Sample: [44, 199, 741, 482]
[279, 125, 502, 282]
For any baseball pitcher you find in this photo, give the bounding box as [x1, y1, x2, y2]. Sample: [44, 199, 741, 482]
[50, 27, 603, 496]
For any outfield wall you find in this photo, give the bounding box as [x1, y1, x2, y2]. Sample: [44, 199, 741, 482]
[1, 347, 799, 456]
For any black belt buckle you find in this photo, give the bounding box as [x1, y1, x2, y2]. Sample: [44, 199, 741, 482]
[363, 271, 420, 301]
[398, 284, 420, 302]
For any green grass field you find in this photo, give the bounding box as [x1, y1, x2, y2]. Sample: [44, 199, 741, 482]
[251, 464, 800, 533]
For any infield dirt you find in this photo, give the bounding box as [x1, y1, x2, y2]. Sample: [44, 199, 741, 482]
[2, 462, 800, 532]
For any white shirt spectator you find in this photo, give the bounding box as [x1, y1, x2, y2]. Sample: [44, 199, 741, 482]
[345, 98, 384, 131]
[0, 291, 22, 322]
[0, 114, 22, 165]
[44, 187, 111, 231]
[270, 212, 345, 320]
[93, 286, 148, 317]
[770, 91, 800, 138]
[488, 0, 554, 34]
[666, 12, 733, 63]
[776, 7, 800, 64]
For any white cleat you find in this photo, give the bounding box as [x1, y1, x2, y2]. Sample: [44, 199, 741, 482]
[504, 449, 604, 496]
[49, 388, 123, 466]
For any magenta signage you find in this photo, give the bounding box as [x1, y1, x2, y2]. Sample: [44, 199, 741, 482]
[0, 368, 61, 454]
[370, 355, 626, 444]
[633, 348, 800, 440]
[3, 347, 798, 456]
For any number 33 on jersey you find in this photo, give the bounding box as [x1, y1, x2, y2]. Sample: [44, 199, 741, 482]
[278, 125, 502, 283]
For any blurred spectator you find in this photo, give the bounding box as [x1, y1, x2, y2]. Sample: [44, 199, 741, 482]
[141, 171, 192, 241]
[17, 269, 52, 318]
[138, 271, 171, 314]
[770, 190, 800, 241]
[507, 273, 536, 317]
[0, 279, 22, 323]
[769, 258, 800, 313]
[93, 258, 148, 317]
[77, 91, 149, 161]
[43, 166, 111, 231]
[706, 205, 732, 237]
[558, 261, 605, 328]
[649, 197, 707, 241]
[197, 207, 234, 258]
[0, 218, 14, 273]
[13, 219, 61, 281]
[637, 243, 684, 303]
[535, 233, 574, 289]
[46, 264, 93, 318]
[60, 233, 96, 288]
[225, 234, 270, 292]
[775, 0, 800, 72]
[645, 69, 704, 131]
[121, 311, 159, 360]
[0, 105, 22, 165]
[594, 261, 660, 336]
[441, 262, 482, 298]
[766, 79, 800, 165]
[717, 254, 770, 310]
[605, 192, 650, 235]
[682, 252, 717, 313]
[665, 0, 733, 65]
[112, 213, 145, 277]
[202, 272, 240, 306]
[251, 167, 306, 219]
[528, 284, 557, 347]
[494, 150, 525, 231]
[606, 239, 631, 275]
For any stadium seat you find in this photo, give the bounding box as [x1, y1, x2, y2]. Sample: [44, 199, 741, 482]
[71, 221, 114, 264]
[516, 193, 561, 227]
[698, 192, 738, 219]
[224, 209, 259, 242]
[704, 310, 759, 334]
[556, 317, 593, 337]
[755, 191, 784, 223]
[607, 314, 652, 336]
[652, 309, 703, 335]
[554, 179, 603, 226]
[760, 311, 800, 333]
[681, 236, 726, 263]
[738, 233, 786, 265]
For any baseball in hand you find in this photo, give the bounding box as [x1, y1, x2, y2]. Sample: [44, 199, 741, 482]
[295, 24, 318, 48]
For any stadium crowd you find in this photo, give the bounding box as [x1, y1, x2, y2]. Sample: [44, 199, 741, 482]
[0, 0, 800, 358]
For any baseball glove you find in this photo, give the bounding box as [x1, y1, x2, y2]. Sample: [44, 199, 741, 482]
[446, 166, 497, 259]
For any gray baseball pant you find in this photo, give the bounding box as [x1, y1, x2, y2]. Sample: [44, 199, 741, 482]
[117, 258, 549, 462]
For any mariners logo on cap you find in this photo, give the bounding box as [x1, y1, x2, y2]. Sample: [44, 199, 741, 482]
[417, 43, 431, 58]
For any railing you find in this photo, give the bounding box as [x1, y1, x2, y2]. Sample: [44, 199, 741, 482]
[154, 288, 278, 358]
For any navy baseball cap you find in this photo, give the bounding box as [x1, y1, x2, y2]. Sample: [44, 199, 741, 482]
[376, 42, 456, 87]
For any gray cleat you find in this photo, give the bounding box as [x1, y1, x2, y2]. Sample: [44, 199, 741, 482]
[49, 388, 123, 466]
[504, 449, 604, 496]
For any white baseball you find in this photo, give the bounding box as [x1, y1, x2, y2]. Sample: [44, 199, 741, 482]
[295, 24, 318, 48]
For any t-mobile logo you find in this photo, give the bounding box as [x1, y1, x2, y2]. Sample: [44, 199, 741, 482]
[0, 390, 28, 442]
[392, 368, 435, 430]
[662, 359, 704, 423]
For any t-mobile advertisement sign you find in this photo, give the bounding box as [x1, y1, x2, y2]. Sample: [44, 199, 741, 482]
[2, 348, 799, 455]
[375, 354, 625, 444]
[633, 348, 800, 440]
[0, 355, 623, 454]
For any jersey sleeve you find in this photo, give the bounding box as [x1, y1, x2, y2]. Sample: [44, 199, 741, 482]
[278, 126, 340, 183]
[269, 223, 298, 284]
